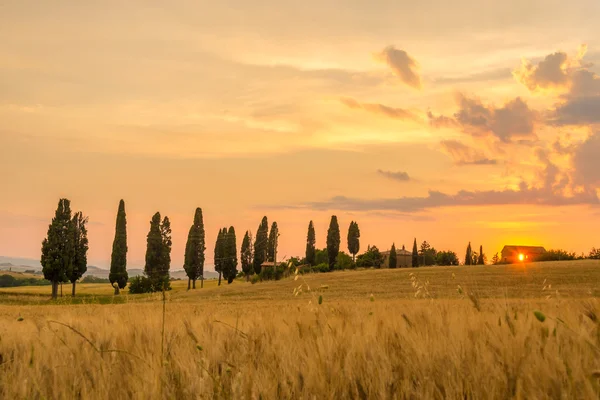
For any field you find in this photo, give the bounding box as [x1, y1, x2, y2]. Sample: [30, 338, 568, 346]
[1, 261, 600, 399]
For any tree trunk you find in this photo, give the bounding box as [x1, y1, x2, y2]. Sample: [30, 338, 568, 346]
[246, 274, 249, 282]
[201, 277, 204, 288]
[60, 283, 63, 297]
[218, 272, 222, 286]
[72, 281, 76, 297]
[187, 278, 191, 291]
[114, 284, 120, 295]
[192, 279, 196, 289]
[51, 281, 58, 299]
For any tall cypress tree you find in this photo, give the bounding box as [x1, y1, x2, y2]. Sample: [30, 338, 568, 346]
[41, 199, 75, 299]
[159, 216, 172, 290]
[389, 243, 397, 269]
[478, 245, 485, 265]
[326, 215, 340, 271]
[306, 221, 316, 266]
[109, 200, 128, 295]
[223, 226, 238, 284]
[412, 238, 419, 267]
[183, 208, 206, 290]
[253, 216, 269, 274]
[215, 228, 227, 286]
[241, 231, 253, 281]
[267, 222, 279, 263]
[347, 221, 360, 263]
[69, 211, 88, 296]
[145, 212, 170, 291]
[465, 242, 472, 266]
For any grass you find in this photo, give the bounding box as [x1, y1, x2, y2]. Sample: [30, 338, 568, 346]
[1, 260, 599, 398]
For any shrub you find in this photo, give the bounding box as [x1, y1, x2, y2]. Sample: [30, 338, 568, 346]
[250, 274, 260, 284]
[128, 275, 171, 294]
[536, 249, 576, 262]
[81, 275, 111, 284]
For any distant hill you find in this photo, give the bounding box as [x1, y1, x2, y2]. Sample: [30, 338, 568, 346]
[0, 255, 218, 280]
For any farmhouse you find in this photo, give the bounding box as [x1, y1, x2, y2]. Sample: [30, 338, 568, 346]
[381, 245, 412, 267]
[501, 245, 546, 264]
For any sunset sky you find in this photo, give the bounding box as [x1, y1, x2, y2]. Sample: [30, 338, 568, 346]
[1, 1, 600, 269]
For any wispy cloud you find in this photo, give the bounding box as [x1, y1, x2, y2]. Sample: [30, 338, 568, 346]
[374, 46, 422, 89]
[340, 97, 421, 121]
[377, 169, 411, 181]
[440, 140, 498, 166]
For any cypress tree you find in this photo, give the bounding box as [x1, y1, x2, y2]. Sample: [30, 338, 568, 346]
[465, 242, 472, 266]
[223, 226, 238, 284]
[69, 211, 88, 296]
[41, 198, 74, 299]
[145, 212, 170, 291]
[267, 222, 279, 262]
[183, 208, 206, 290]
[412, 238, 419, 267]
[305, 221, 316, 266]
[215, 228, 227, 286]
[478, 245, 485, 265]
[326, 215, 340, 271]
[159, 216, 172, 290]
[347, 221, 360, 263]
[253, 216, 269, 274]
[241, 231, 253, 281]
[109, 200, 128, 295]
[389, 243, 397, 269]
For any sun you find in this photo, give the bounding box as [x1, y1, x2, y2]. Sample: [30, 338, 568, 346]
[518, 254, 525, 262]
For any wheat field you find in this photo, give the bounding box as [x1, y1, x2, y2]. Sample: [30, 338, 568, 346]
[1, 261, 600, 399]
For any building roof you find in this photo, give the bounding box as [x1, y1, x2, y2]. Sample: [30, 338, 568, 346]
[501, 245, 546, 254]
[381, 249, 412, 256]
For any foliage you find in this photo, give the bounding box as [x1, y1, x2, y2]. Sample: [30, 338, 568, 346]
[335, 251, 353, 270]
[267, 222, 279, 262]
[315, 248, 328, 265]
[589, 248, 600, 259]
[536, 249, 576, 262]
[183, 208, 206, 287]
[465, 242, 472, 266]
[491, 253, 501, 265]
[223, 226, 238, 284]
[144, 212, 171, 292]
[326, 215, 341, 271]
[347, 221, 360, 262]
[81, 275, 111, 284]
[109, 200, 128, 291]
[253, 216, 269, 274]
[412, 238, 419, 268]
[41, 199, 75, 298]
[241, 231, 253, 279]
[259, 263, 288, 281]
[389, 243, 397, 269]
[0, 275, 52, 287]
[419, 241, 437, 266]
[477, 245, 485, 265]
[214, 228, 227, 285]
[69, 212, 89, 287]
[128, 276, 154, 294]
[305, 221, 316, 266]
[435, 251, 459, 266]
[357, 245, 384, 268]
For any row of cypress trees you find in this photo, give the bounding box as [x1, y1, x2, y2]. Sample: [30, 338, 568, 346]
[304, 216, 359, 270]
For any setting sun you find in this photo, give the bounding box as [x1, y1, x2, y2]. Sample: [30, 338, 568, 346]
[519, 254, 525, 262]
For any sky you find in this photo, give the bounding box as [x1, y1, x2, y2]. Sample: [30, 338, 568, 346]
[1, 0, 600, 269]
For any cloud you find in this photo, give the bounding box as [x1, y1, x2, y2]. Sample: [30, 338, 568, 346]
[340, 97, 420, 121]
[429, 94, 538, 142]
[440, 140, 498, 165]
[288, 186, 598, 213]
[514, 45, 600, 126]
[374, 46, 421, 89]
[377, 169, 410, 181]
[573, 131, 600, 186]
[513, 51, 571, 91]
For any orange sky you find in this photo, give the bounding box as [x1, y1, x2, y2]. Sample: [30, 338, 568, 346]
[1, 1, 599, 269]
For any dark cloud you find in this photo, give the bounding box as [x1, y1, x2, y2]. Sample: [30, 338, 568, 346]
[375, 46, 421, 89]
[377, 169, 410, 181]
[290, 186, 598, 213]
[429, 94, 537, 143]
[573, 131, 600, 186]
[340, 97, 420, 121]
[440, 140, 498, 165]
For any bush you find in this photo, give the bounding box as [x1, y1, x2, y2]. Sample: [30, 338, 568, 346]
[536, 249, 576, 262]
[335, 252, 353, 270]
[128, 276, 171, 294]
[0, 275, 52, 288]
[250, 274, 261, 284]
[81, 275, 111, 284]
[436, 251, 459, 266]
[356, 246, 384, 268]
[259, 265, 288, 281]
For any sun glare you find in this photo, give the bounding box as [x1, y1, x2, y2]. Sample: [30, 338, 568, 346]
[518, 254, 525, 261]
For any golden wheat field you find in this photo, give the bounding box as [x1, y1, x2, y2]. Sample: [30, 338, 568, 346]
[1, 261, 600, 399]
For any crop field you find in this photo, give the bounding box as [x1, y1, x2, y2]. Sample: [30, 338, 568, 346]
[1, 261, 600, 399]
